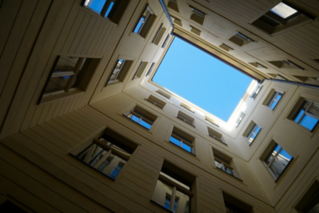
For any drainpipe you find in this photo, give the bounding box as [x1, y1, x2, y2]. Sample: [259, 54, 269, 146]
[260, 78, 319, 90]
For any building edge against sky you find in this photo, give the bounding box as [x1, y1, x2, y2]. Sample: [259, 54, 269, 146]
[0, 0, 319, 212]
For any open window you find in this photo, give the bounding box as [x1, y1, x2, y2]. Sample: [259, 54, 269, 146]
[177, 111, 195, 127]
[229, 32, 255, 47]
[151, 160, 195, 213]
[223, 192, 253, 213]
[106, 59, 133, 85]
[208, 127, 226, 145]
[124, 105, 157, 130]
[145, 95, 166, 109]
[152, 24, 166, 45]
[251, 2, 314, 35]
[263, 89, 284, 110]
[243, 121, 261, 145]
[39, 56, 100, 103]
[170, 127, 195, 154]
[288, 98, 319, 131]
[133, 6, 156, 38]
[213, 148, 238, 178]
[74, 129, 137, 179]
[189, 6, 205, 25]
[84, 0, 129, 24]
[261, 141, 293, 180]
[133, 61, 148, 79]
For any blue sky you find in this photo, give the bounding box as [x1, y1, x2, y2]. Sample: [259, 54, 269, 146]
[152, 37, 252, 121]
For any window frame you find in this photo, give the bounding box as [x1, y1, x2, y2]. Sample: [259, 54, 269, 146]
[106, 58, 133, 86]
[124, 106, 156, 130]
[177, 111, 195, 127]
[208, 127, 227, 145]
[250, 84, 263, 99]
[133, 6, 156, 38]
[264, 90, 284, 110]
[244, 121, 261, 145]
[145, 95, 166, 109]
[169, 127, 195, 155]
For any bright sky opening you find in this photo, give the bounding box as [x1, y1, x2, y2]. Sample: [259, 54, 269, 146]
[152, 37, 252, 122]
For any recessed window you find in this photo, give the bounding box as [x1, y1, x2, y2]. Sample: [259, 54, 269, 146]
[249, 62, 267, 69]
[171, 16, 182, 26]
[106, 59, 133, 85]
[263, 89, 283, 110]
[289, 99, 319, 131]
[180, 103, 194, 113]
[133, 6, 156, 38]
[84, 0, 129, 24]
[161, 34, 170, 48]
[219, 43, 234, 52]
[223, 192, 253, 213]
[235, 112, 245, 127]
[40, 56, 100, 103]
[243, 121, 261, 145]
[170, 127, 195, 154]
[269, 60, 304, 70]
[205, 116, 219, 127]
[156, 90, 171, 99]
[250, 84, 263, 99]
[189, 6, 205, 25]
[213, 148, 237, 178]
[167, 0, 179, 12]
[295, 180, 319, 213]
[229, 32, 254, 47]
[124, 105, 157, 130]
[190, 25, 201, 36]
[152, 24, 166, 45]
[177, 111, 195, 127]
[133, 61, 148, 79]
[74, 129, 137, 179]
[145, 95, 166, 109]
[208, 127, 226, 145]
[146, 62, 155, 77]
[151, 160, 195, 213]
[262, 142, 292, 180]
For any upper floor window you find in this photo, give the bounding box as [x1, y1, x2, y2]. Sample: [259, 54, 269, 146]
[229, 32, 255, 47]
[189, 6, 205, 25]
[290, 99, 319, 131]
[250, 84, 263, 99]
[151, 160, 195, 213]
[106, 59, 133, 85]
[39, 56, 100, 103]
[133, 6, 156, 38]
[84, 0, 129, 24]
[145, 95, 166, 109]
[219, 43, 234, 52]
[180, 103, 194, 113]
[133, 61, 148, 79]
[146, 62, 155, 77]
[177, 111, 195, 127]
[161, 34, 170, 48]
[213, 148, 237, 178]
[152, 24, 166, 45]
[171, 16, 182, 26]
[262, 142, 292, 180]
[74, 129, 137, 179]
[205, 116, 219, 127]
[167, 0, 179, 12]
[170, 127, 195, 154]
[244, 121, 261, 145]
[269, 59, 304, 70]
[156, 90, 171, 99]
[264, 90, 283, 110]
[235, 112, 245, 127]
[124, 105, 157, 130]
[208, 127, 226, 145]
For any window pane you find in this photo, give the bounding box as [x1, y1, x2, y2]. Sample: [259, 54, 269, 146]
[139, 119, 152, 129]
[84, 0, 106, 14]
[151, 180, 173, 209]
[176, 189, 190, 213]
[104, 1, 115, 17]
[170, 136, 181, 146]
[181, 142, 191, 152]
[300, 115, 319, 131]
[270, 2, 298, 19]
[294, 109, 305, 123]
[134, 17, 145, 33]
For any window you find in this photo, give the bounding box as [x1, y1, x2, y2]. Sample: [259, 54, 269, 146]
[213, 148, 237, 178]
[190, 25, 201, 36]
[180, 103, 194, 113]
[208, 127, 226, 145]
[269, 60, 304, 70]
[162, 34, 170, 48]
[170, 127, 195, 154]
[171, 16, 182, 26]
[152, 24, 166, 45]
[124, 105, 157, 130]
[249, 62, 267, 69]
[229, 32, 254, 47]
[151, 160, 195, 213]
[205, 116, 219, 127]
[289, 99, 319, 131]
[84, 0, 129, 24]
[250, 84, 263, 99]
[189, 6, 205, 25]
[264, 90, 283, 110]
[167, 0, 179, 12]
[262, 142, 292, 180]
[223, 192, 253, 213]
[39, 56, 100, 103]
[133, 6, 156, 38]
[177, 111, 195, 127]
[146, 62, 155, 77]
[106, 59, 133, 85]
[251, 2, 313, 35]
[219, 43, 234, 52]
[235, 112, 245, 127]
[156, 90, 171, 99]
[295, 180, 319, 213]
[133, 61, 148, 79]
[74, 129, 137, 179]
[243, 121, 261, 145]
[145, 95, 166, 109]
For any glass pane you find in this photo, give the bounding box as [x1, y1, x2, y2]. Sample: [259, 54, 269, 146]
[176, 189, 190, 213]
[84, 0, 106, 14]
[151, 180, 173, 209]
[139, 119, 152, 129]
[294, 109, 305, 123]
[270, 100, 278, 110]
[133, 17, 145, 33]
[270, 2, 298, 19]
[170, 136, 181, 147]
[44, 76, 70, 94]
[300, 115, 319, 131]
[181, 143, 191, 152]
[253, 126, 261, 135]
[104, 1, 115, 17]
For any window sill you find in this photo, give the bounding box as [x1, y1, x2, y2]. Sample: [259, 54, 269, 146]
[169, 142, 196, 157]
[70, 154, 116, 181]
[216, 167, 243, 182]
[150, 200, 173, 213]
